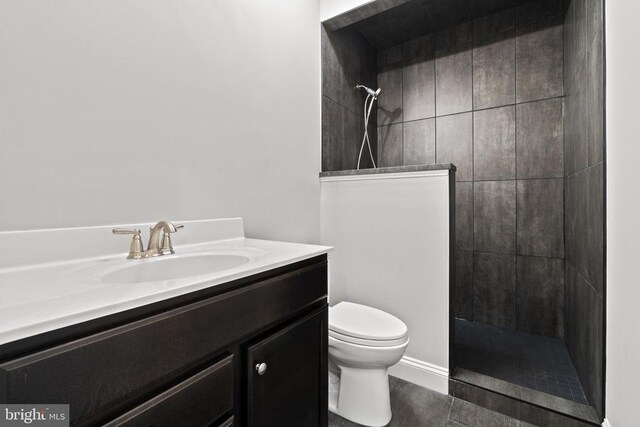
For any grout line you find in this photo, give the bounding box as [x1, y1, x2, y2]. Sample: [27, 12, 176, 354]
[461, 176, 565, 183]
[400, 49, 404, 166]
[458, 250, 565, 262]
[514, 7, 519, 332]
[470, 20, 476, 323]
[374, 93, 564, 126]
[446, 395, 455, 422]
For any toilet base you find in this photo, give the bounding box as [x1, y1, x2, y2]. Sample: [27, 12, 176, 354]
[328, 366, 392, 427]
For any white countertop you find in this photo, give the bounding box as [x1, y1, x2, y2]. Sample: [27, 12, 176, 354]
[0, 218, 330, 347]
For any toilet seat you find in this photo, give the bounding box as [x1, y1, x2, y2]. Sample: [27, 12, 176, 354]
[329, 302, 408, 347]
[329, 329, 409, 347]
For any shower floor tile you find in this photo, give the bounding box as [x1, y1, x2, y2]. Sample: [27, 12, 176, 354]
[454, 319, 588, 405]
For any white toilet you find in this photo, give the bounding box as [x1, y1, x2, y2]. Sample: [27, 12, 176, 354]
[328, 301, 409, 427]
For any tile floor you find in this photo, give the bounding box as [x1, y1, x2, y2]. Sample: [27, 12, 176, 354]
[454, 319, 588, 404]
[328, 376, 535, 427]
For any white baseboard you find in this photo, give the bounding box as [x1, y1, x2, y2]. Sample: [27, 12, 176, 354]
[602, 418, 612, 427]
[387, 356, 449, 395]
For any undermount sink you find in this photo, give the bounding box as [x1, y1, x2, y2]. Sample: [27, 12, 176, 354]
[101, 253, 251, 284]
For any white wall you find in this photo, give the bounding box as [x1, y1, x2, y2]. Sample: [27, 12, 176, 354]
[0, 0, 321, 244]
[605, 1, 640, 426]
[321, 171, 451, 393]
[320, 0, 373, 21]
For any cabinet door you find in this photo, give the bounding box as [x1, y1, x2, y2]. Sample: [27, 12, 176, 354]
[246, 307, 328, 427]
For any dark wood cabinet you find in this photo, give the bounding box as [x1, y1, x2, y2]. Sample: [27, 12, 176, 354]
[0, 256, 328, 427]
[247, 309, 328, 427]
[104, 355, 234, 427]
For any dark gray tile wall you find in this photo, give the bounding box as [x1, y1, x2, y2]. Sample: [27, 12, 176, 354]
[474, 181, 516, 254]
[372, 3, 566, 338]
[516, 99, 564, 179]
[322, 25, 377, 171]
[563, 0, 605, 417]
[436, 112, 473, 181]
[436, 23, 473, 117]
[474, 106, 516, 180]
[324, 0, 573, 341]
[474, 252, 516, 329]
[516, 256, 564, 338]
[403, 119, 435, 165]
[516, 179, 564, 258]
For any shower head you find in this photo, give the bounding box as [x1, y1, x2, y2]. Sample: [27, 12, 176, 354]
[355, 84, 381, 99]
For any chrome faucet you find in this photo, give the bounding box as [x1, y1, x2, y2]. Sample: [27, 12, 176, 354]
[113, 221, 183, 259]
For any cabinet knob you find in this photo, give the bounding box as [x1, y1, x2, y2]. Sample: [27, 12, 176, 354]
[255, 362, 267, 375]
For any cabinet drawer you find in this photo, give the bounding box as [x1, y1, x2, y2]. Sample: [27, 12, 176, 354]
[0, 261, 326, 425]
[104, 355, 234, 427]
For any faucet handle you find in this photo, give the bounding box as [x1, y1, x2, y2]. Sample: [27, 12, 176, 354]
[148, 223, 184, 233]
[112, 228, 141, 236]
[112, 228, 145, 259]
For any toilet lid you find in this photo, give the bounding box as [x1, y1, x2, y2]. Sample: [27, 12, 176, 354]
[329, 302, 408, 341]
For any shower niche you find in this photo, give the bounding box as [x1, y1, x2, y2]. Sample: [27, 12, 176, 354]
[322, 0, 605, 425]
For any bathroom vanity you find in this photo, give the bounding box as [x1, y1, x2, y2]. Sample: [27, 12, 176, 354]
[0, 219, 330, 427]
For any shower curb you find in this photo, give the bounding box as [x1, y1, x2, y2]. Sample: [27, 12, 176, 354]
[449, 373, 601, 426]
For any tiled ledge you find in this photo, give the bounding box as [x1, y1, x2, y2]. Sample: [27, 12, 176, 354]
[319, 163, 456, 178]
[451, 368, 601, 426]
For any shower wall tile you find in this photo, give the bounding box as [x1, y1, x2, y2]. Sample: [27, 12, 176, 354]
[474, 252, 516, 328]
[474, 106, 516, 180]
[474, 180, 516, 254]
[436, 23, 473, 116]
[585, 162, 604, 296]
[341, 109, 358, 170]
[574, 168, 589, 282]
[564, 1, 605, 413]
[473, 8, 516, 41]
[436, 47, 473, 116]
[402, 35, 436, 121]
[322, 97, 343, 172]
[516, 256, 564, 339]
[566, 269, 604, 417]
[587, 289, 604, 417]
[516, 98, 564, 179]
[403, 119, 435, 165]
[564, 262, 577, 350]
[322, 25, 377, 171]
[586, 32, 604, 166]
[515, 16, 564, 103]
[456, 251, 474, 321]
[516, 178, 564, 258]
[377, 44, 403, 69]
[436, 113, 473, 181]
[321, 27, 344, 108]
[378, 124, 403, 167]
[570, 66, 589, 173]
[456, 182, 474, 251]
[436, 21, 473, 52]
[564, 174, 578, 265]
[377, 65, 403, 126]
[473, 33, 516, 109]
[586, 0, 604, 46]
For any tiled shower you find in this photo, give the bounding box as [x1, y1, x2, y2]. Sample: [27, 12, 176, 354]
[322, 0, 605, 422]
